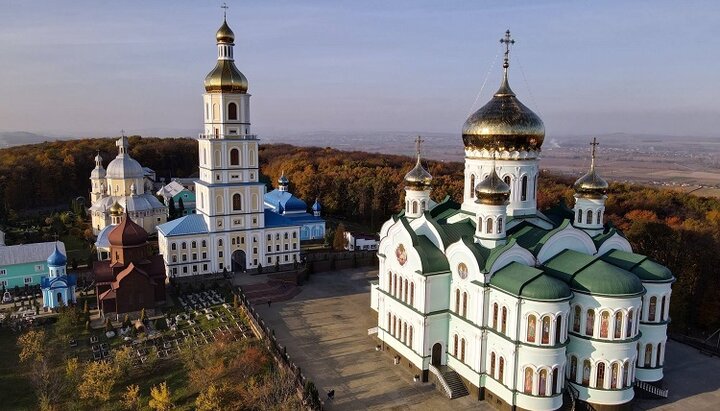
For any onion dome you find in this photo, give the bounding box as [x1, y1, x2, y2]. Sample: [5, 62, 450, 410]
[475, 167, 511, 205]
[278, 172, 289, 186]
[109, 201, 124, 216]
[94, 152, 103, 163]
[574, 138, 608, 198]
[404, 137, 433, 190]
[106, 136, 144, 179]
[108, 212, 148, 247]
[46, 243, 67, 267]
[312, 198, 322, 212]
[462, 31, 544, 153]
[216, 18, 235, 44]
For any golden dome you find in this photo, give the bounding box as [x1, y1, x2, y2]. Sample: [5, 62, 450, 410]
[404, 157, 433, 190]
[204, 60, 248, 93]
[109, 201, 124, 216]
[475, 168, 511, 205]
[462, 75, 544, 153]
[574, 138, 608, 198]
[216, 19, 235, 44]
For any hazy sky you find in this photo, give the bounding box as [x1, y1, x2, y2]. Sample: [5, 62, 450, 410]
[1, 0, 719, 138]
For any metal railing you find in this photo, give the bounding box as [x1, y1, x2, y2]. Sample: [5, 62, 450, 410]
[198, 133, 258, 140]
[635, 379, 669, 398]
[428, 364, 453, 398]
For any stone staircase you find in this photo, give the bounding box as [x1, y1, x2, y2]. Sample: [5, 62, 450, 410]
[429, 364, 469, 399]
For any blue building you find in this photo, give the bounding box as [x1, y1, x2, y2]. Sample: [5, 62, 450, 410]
[41, 244, 77, 309]
[264, 173, 326, 241]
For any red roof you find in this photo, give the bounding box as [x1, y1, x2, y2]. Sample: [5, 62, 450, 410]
[108, 212, 148, 247]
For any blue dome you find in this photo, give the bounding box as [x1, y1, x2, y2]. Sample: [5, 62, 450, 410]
[312, 199, 322, 211]
[47, 244, 67, 267]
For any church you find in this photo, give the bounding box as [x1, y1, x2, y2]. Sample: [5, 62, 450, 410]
[156, 17, 301, 277]
[264, 172, 325, 242]
[88, 136, 167, 235]
[370, 31, 673, 411]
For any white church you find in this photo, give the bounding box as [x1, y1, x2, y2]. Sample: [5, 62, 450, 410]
[370, 31, 673, 411]
[156, 17, 301, 277]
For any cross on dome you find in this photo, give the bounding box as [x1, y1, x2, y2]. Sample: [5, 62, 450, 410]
[590, 137, 599, 169]
[500, 29, 515, 70]
[414, 135, 425, 160]
[221, 2, 229, 19]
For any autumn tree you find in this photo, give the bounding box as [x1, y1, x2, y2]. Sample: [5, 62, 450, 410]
[78, 360, 118, 402]
[333, 223, 347, 251]
[149, 381, 173, 411]
[121, 384, 141, 411]
[195, 384, 227, 411]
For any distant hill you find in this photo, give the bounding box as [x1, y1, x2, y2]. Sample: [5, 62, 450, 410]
[0, 131, 61, 148]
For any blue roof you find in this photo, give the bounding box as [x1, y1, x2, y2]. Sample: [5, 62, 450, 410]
[264, 189, 308, 213]
[157, 214, 209, 237]
[46, 244, 67, 267]
[264, 209, 301, 228]
[283, 213, 325, 225]
[41, 274, 76, 289]
[95, 224, 116, 249]
[312, 199, 322, 211]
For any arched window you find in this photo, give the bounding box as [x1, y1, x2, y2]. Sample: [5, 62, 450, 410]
[490, 352, 496, 377]
[404, 279, 408, 302]
[231, 238, 236, 245]
[228, 102, 238, 120]
[387, 271, 392, 290]
[499, 357, 505, 384]
[398, 277, 403, 299]
[623, 361, 630, 387]
[573, 306, 581, 333]
[392, 315, 397, 336]
[586, 209, 593, 225]
[504, 175, 511, 186]
[203, 148, 207, 165]
[191, 241, 196, 248]
[212, 103, 219, 121]
[541, 316, 551, 344]
[657, 342, 663, 366]
[460, 338, 466, 362]
[524, 368, 533, 394]
[586, 309, 595, 336]
[539, 369, 547, 396]
[477, 217, 482, 232]
[552, 367, 559, 394]
[470, 175, 475, 198]
[412, 201, 418, 214]
[218, 239, 223, 247]
[627, 309, 634, 337]
[570, 356, 577, 382]
[216, 195, 223, 213]
[230, 148, 240, 166]
[521, 175, 528, 201]
[644, 344, 653, 367]
[486, 217, 493, 234]
[555, 316, 562, 344]
[409, 326, 413, 347]
[387, 313, 391, 330]
[181, 242, 187, 250]
[582, 360, 591, 386]
[403, 322, 407, 343]
[576, 209, 582, 223]
[453, 334, 459, 356]
[421, 200, 426, 212]
[232, 193, 242, 211]
[660, 296, 666, 321]
[614, 312, 623, 338]
[205, 103, 209, 120]
[501, 306, 508, 334]
[527, 315, 537, 343]
[597, 210, 602, 224]
[493, 303, 498, 329]
[611, 363, 619, 389]
[600, 311, 610, 338]
[202, 240, 206, 247]
[497, 217, 503, 233]
[596, 363, 606, 388]
[171, 243, 176, 251]
[410, 283, 415, 305]
[455, 289, 460, 313]
[649, 296, 657, 321]
[393, 274, 398, 296]
[462, 292, 468, 317]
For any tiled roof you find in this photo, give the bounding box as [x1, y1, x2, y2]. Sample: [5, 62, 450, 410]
[0, 242, 66, 266]
[157, 214, 209, 237]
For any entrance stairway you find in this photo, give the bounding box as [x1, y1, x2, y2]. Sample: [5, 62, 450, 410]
[429, 364, 469, 399]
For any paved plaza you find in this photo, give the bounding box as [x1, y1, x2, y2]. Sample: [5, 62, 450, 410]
[245, 268, 720, 410]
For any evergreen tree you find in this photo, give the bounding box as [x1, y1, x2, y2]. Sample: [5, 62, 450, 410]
[168, 197, 176, 220]
[177, 197, 185, 216]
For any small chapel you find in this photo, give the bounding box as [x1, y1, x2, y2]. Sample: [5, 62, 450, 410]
[93, 211, 166, 317]
[370, 31, 673, 411]
[41, 244, 77, 309]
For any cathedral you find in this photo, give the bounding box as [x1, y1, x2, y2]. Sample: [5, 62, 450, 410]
[88, 136, 167, 234]
[156, 17, 301, 277]
[370, 31, 673, 411]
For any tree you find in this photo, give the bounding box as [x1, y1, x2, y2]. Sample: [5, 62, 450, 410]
[113, 346, 134, 380]
[177, 197, 185, 216]
[121, 384, 141, 411]
[139, 308, 146, 323]
[78, 359, 118, 402]
[149, 381, 173, 411]
[195, 384, 226, 411]
[168, 198, 176, 220]
[333, 223, 346, 251]
[17, 329, 45, 363]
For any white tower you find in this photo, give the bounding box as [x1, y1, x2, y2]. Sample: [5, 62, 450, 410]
[573, 138, 608, 235]
[474, 154, 511, 248]
[403, 137, 433, 219]
[90, 151, 106, 203]
[278, 172, 289, 192]
[461, 30, 544, 217]
[195, 15, 265, 247]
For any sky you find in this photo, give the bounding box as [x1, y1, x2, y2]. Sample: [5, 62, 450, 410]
[0, 0, 719, 139]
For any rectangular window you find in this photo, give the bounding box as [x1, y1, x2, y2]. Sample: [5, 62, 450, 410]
[284, 255, 288, 262]
[24, 277, 33, 284]
[276, 245, 280, 252]
[182, 267, 188, 274]
[219, 262, 224, 270]
[253, 247, 257, 254]
[35, 264, 43, 272]
[172, 268, 177, 275]
[192, 265, 198, 273]
[202, 252, 207, 259]
[182, 254, 187, 262]
[0, 280, 7, 287]
[267, 234, 271, 241]
[267, 246, 271, 252]
[218, 251, 223, 258]
[252, 217, 257, 224]
[0, 269, 6, 276]
[267, 257, 272, 264]
[293, 243, 297, 250]
[192, 253, 197, 261]
[202, 264, 208, 271]
[284, 244, 288, 251]
[253, 259, 257, 265]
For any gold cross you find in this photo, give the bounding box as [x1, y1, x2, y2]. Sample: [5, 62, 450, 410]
[414, 136, 424, 158]
[590, 137, 599, 160]
[221, 2, 229, 19]
[500, 30, 515, 69]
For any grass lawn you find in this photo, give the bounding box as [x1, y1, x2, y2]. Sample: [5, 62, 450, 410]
[0, 328, 37, 410]
[60, 233, 92, 265]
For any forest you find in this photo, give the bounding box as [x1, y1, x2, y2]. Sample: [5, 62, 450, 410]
[1, 137, 719, 336]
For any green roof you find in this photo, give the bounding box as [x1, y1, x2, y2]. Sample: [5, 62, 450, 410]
[543, 249, 645, 297]
[415, 235, 450, 274]
[508, 223, 549, 255]
[440, 219, 476, 245]
[429, 196, 460, 219]
[600, 249, 674, 283]
[490, 262, 572, 301]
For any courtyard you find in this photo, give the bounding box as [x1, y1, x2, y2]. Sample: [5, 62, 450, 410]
[249, 267, 720, 411]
